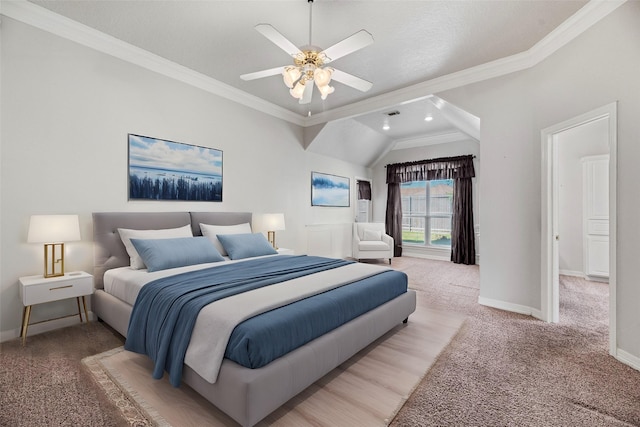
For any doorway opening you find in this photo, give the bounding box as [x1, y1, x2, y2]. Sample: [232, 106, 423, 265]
[541, 102, 617, 356]
[355, 178, 372, 223]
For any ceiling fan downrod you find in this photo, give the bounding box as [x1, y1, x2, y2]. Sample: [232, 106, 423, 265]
[308, 0, 314, 47]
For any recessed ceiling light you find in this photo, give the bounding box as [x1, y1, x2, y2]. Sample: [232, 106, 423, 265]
[424, 115, 433, 122]
[383, 120, 390, 131]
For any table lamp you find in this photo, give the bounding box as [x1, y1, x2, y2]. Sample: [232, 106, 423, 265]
[252, 213, 285, 249]
[27, 214, 81, 278]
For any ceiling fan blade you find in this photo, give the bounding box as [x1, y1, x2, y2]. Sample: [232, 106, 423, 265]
[240, 66, 286, 81]
[321, 30, 374, 63]
[299, 80, 314, 104]
[255, 24, 303, 57]
[331, 69, 373, 92]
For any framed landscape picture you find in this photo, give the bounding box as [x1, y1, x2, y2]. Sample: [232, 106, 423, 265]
[128, 134, 223, 201]
[311, 171, 350, 207]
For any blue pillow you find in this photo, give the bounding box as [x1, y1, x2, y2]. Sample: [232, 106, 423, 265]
[216, 233, 278, 260]
[130, 236, 225, 272]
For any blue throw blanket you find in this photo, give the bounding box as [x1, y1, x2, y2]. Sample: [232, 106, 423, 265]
[125, 255, 353, 386]
[225, 269, 407, 369]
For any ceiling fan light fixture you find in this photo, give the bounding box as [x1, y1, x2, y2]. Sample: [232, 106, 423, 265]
[318, 83, 334, 100]
[313, 67, 333, 87]
[241, 0, 373, 107]
[283, 66, 302, 88]
[290, 80, 306, 99]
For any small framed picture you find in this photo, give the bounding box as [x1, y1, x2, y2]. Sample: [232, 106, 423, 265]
[311, 171, 350, 207]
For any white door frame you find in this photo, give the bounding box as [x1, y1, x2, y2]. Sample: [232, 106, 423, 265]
[541, 102, 617, 356]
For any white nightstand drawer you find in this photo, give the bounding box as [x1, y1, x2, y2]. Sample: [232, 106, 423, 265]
[19, 272, 93, 306]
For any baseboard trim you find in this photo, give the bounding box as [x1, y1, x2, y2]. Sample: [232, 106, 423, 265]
[478, 296, 543, 320]
[559, 269, 585, 278]
[0, 311, 96, 343]
[616, 348, 640, 372]
[402, 248, 480, 265]
[402, 251, 449, 262]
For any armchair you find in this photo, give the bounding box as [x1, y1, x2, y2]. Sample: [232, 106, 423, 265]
[353, 222, 394, 264]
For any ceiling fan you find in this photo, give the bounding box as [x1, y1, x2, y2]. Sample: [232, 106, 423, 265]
[240, 0, 374, 105]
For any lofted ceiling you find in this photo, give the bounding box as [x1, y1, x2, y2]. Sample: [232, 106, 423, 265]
[20, 0, 601, 166]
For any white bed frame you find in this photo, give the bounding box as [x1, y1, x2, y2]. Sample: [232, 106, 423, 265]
[92, 211, 417, 426]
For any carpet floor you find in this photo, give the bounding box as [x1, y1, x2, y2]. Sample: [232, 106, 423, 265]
[1, 257, 639, 426]
[389, 258, 640, 426]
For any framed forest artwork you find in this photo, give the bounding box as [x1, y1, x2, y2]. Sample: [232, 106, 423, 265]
[128, 134, 223, 201]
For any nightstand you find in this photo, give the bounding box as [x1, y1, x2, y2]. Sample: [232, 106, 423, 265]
[19, 271, 93, 345]
[277, 248, 294, 255]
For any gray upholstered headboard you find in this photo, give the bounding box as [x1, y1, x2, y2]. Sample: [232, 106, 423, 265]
[92, 211, 252, 288]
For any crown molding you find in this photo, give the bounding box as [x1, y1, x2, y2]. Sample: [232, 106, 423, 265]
[0, 0, 306, 127]
[1, 0, 626, 128]
[528, 0, 627, 65]
[306, 0, 627, 126]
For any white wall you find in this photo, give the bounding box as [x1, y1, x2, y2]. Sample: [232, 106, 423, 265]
[440, 1, 640, 361]
[557, 118, 609, 276]
[372, 139, 480, 261]
[0, 17, 369, 339]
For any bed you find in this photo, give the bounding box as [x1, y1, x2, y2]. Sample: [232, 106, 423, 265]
[92, 211, 417, 427]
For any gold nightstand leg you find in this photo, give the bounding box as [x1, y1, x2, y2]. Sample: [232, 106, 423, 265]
[21, 305, 32, 346]
[76, 297, 83, 322]
[81, 296, 89, 323]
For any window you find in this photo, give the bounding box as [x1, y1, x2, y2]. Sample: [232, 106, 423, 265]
[400, 179, 454, 247]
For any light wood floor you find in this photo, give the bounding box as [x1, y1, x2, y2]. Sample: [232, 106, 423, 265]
[100, 292, 465, 426]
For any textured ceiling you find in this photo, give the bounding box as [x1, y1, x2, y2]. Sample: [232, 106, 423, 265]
[29, 0, 587, 117]
[24, 0, 591, 165]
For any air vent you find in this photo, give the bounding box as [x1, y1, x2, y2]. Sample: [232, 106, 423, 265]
[385, 110, 401, 116]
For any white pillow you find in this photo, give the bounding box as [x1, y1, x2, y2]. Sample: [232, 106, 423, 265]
[118, 224, 193, 269]
[363, 229, 382, 241]
[200, 222, 252, 256]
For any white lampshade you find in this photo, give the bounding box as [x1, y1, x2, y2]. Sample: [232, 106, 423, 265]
[282, 66, 302, 89]
[313, 67, 333, 87]
[27, 215, 81, 243]
[317, 84, 335, 100]
[252, 213, 285, 232]
[289, 80, 306, 99]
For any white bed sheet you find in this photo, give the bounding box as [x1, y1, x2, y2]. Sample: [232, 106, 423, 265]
[103, 254, 279, 305]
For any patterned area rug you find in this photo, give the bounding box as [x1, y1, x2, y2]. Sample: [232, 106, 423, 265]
[82, 303, 465, 427]
[82, 348, 155, 427]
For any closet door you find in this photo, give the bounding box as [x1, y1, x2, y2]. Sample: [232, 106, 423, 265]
[583, 155, 609, 279]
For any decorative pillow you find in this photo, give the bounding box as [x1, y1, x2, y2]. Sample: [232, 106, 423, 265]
[130, 236, 224, 272]
[216, 233, 278, 260]
[363, 229, 382, 241]
[199, 222, 252, 256]
[118, 224, 193, 269]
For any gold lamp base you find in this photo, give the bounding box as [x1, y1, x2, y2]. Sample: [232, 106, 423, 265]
[43, 243, 65, 278]
[267, 231, 278, 250]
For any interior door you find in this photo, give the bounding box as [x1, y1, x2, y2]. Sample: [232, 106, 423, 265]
[583, 155, 609, 279]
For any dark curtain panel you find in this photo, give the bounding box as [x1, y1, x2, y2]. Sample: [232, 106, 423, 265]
[385, 155, 475, 263]
[451, 177, 475, 265]
[357, 181, 372, 200]
[385, 183, 403, 257]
